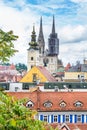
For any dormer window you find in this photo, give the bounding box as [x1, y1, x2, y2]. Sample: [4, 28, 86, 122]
[60, 101, 66, 108]
[26, 100, 34, 108]
[74, 101, 83, 107]
[44, 101, 52, 108]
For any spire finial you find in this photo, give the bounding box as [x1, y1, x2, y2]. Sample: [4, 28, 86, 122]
[32, 23, 35, 34]
[52, 15, 55, 34]
[40, 16, 42, 34]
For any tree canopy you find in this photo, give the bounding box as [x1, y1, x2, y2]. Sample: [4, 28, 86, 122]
[0, 91, 48, 130]
[0, 29, 18, 63]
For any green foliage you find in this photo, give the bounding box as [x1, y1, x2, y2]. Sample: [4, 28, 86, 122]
[0, 29, 18, 62]
[15, 63, 27, 72]
[0, 91, 48, 130]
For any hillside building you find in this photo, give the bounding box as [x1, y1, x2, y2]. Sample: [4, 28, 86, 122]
[64, 61, 87, 82]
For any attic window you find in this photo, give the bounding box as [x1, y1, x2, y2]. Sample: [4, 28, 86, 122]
[33, 73, 37, 82]
[44, 101, 52, 108]
[74, 101, 83, 107]
[60, 101, 66, 108]
[26, 100, 34, 108]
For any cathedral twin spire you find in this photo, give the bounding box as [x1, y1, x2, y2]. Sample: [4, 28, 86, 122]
[38, 16, 45, 55]
[52, 15, 55, 34]
[29, 15, 59, 56]
[48, 15, 59, 56]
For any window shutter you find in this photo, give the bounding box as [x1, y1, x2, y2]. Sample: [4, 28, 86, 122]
[75, 115, 77, 123]
[82, 114, 84, 123]
[86, 115, 87, 123]
[40, 115, 43, 121]
[63, 115, 65, 123]
[58, 115, 61, 123]
[48, 115, 50, 123]
[70, 115, 72, 123]
[51, 115, 53, 123]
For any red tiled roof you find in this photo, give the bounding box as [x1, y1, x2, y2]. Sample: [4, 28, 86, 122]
[7, 91, 87, 111]
[60, 123, 87, 130]
[37, 66, 57, 82]
[9, 64, 16, 70]
[46, 123, 87, 130]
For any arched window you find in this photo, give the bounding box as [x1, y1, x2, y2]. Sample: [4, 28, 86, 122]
[74, 101, 83, 107]
[31, 57, 33, 60]
[26, 100, 34, 108]
[59, 101, 66, 108]
[43, 101, 52, 108]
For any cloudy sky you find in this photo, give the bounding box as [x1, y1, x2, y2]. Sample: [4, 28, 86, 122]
[0, 0, 87, 66]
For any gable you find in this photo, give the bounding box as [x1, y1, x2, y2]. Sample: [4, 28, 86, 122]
[26, 100, 34, 108]
[60, 123, 70, 130]
[20, 66, 47, 83]
[43, 100, 53, 108]
[20, 66, 56, 83]
[74, 101, 83, 107]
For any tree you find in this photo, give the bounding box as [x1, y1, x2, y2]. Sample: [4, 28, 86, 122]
[15, 63, 27, 72]
[0, 91, 47, 130]
[0, 29, 18, 63]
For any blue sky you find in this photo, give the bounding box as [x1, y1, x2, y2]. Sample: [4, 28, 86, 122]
[0, 0, 87, 66]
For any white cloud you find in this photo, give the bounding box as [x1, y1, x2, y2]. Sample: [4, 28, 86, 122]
[70, 0, 87, 3]
[0, 0, 87, 66]
[59, 41, 87, 66]
[59, 25, 87, 43]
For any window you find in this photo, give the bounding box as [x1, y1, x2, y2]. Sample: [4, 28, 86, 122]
[33, 73, 37, 82]
[78, 75, 80, 79]
[22, 84, 29, 90]
[31, 57, 33, 60]
[54, 86, 59, 91]
[15, 87, 19, 92]
[51, 58, 53, 63]
[54, 115, 57, 122]
[26, 101, 34, 108]
[60, 101, 66, 108]
[31, 65, 33, 68]
[43, 116, 48, 122]
[74, 101, 83, 107]
[65, 115, 69, 122]
[77, 115, 81, 122]
[44, 101, 52, 108]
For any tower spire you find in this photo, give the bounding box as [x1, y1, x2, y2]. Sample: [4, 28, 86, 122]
[29, 24, 38, 49]
[38, 16, 45, 55]
[40, 16, 43, 35]
[52, 15, 55, 34]
[48, 15, 59, 56]
[31, 24, 36, 42]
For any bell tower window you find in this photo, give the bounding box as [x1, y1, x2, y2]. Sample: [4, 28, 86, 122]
[31, 57, 34, 60]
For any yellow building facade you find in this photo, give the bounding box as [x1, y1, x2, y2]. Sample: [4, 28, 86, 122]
[20, 66, 56, 83]
[64, 72, 87, 82]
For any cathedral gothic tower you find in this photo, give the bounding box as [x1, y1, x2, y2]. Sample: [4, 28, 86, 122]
[48, 15, 59, 56]
[38, 16, 45, 55]
[27, 25, 39, 71]
[27, 16, 62, 74]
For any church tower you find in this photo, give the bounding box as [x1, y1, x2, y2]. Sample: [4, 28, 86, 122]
[48, 15, 59, 56]
[27, 25, 39, 71]
[38, 16, 45, 55]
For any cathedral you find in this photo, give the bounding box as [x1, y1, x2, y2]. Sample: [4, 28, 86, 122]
[27, 15, 63, 74]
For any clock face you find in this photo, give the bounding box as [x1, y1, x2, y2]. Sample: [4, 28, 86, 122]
[43, 57, 49, 64]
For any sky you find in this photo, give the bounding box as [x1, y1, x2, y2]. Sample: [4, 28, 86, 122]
[0, 0, 87, 66]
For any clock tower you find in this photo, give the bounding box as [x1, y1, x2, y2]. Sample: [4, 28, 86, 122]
[27, 25, 39, 71]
